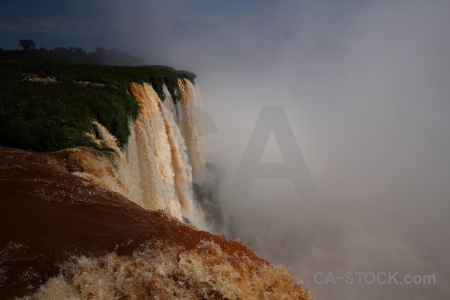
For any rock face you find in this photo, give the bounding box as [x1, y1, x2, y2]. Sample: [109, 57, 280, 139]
[0, 146, 311, 300]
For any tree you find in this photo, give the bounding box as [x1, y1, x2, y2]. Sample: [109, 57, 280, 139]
[18, 39, 36, 51]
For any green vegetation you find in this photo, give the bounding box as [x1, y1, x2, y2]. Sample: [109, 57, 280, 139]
[0, 50, 196, 100]
[0, 80, 137, 152]
[12, 40, 143, 66]
[0, 49, 197, 152]
[18, 39, 36, 51]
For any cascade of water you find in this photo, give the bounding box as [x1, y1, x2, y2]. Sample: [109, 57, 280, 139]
[81, 81, 210, 229]
[177, 79, 205, 181]
[162, 84, 180, 123]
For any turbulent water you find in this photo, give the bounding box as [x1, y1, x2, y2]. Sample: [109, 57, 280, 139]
[0, 79, 311, 299]
[75, 80, 207, 228]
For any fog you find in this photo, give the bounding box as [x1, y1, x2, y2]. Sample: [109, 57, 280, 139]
[12, 0, 450, 298]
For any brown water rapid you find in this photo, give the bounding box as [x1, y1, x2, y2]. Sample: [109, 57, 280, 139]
[0, 146, 311, 299]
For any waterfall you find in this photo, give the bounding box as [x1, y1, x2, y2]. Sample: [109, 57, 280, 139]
[178, 78, 205, 180]
[75, 80, 208, 229]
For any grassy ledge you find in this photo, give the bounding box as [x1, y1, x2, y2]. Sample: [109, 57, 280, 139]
[0, 53, 196, 152]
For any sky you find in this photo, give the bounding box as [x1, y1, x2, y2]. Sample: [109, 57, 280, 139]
[2, 1, 450, 298]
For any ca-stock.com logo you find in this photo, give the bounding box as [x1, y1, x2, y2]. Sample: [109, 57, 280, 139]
[314, 271, 437, 286]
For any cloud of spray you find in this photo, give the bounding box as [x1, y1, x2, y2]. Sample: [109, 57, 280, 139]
[104, 1, 450, 298]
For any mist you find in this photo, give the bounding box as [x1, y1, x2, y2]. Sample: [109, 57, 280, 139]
[83, 1, 450, 298]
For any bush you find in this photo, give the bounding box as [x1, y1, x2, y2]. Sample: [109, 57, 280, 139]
[0, 53, 196, 152]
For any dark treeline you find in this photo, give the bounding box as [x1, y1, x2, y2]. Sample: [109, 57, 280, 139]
[0, 41, 197, 152]
[2, 39, 145, 66]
